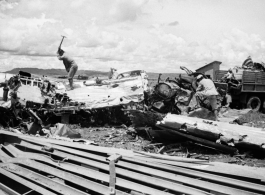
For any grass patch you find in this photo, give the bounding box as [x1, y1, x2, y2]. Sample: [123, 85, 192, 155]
[235, 110, 265, 128]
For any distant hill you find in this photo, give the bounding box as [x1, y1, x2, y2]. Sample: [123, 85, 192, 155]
[4, 68, 108, 77]
[4, 68, 183, 80]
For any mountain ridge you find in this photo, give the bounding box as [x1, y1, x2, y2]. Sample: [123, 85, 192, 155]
[3, 68, 182, 79]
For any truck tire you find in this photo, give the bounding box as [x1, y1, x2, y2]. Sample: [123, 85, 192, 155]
[247, 96, 261, 111]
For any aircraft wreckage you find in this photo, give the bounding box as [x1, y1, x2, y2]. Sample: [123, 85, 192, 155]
[1, 67, 265, 153]
[0, 69, 149, 127]
[0, 66, 221, 128]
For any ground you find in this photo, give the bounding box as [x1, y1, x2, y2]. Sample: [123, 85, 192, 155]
[1, 105, 265, 168]
[69, 111, 265, 168]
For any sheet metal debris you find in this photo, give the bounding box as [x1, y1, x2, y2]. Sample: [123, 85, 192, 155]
[1, 130, 265, 195]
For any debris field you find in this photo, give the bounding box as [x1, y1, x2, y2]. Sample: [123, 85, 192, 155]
[1, 66, 265, 195]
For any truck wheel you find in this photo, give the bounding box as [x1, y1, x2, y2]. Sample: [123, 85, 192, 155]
[247, 96, 261, 111]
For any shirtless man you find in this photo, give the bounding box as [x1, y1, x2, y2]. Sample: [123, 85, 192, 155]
[57, 49, 78, 90]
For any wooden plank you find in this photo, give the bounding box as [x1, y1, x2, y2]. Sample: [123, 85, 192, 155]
[2, 143, 201, 195]
[9, 141, 261, 195]
[0, 147, 12, 158]
[0, 182, 20, 195]
[0, 167, 57, 195]
[1, 130, 203, 163]
[128, 155, 265, 181]
[0, 130, 136, 157]
[1, 157, 128, 195]
[0, 163, 88, 195]
[2, 132, 265, 194]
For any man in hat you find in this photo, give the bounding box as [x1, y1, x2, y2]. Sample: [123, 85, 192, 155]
[195, 75, 219, 121]
[57, 49, 78, 90]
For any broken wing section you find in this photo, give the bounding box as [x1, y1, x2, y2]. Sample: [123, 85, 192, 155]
[56, 76, 145, 109]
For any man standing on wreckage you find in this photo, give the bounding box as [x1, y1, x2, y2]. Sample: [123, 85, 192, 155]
[57, 48, 78, 91]
[195, 74, 219, 121]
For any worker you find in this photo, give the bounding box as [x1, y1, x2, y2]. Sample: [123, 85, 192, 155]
[221, 68, 235, 82]
[195, 75, 219, 121]
[57, 49, 78, 90]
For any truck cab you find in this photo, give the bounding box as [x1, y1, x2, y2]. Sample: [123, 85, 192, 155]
[215, 69, 265, 111]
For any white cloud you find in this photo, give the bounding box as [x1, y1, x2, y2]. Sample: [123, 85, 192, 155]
[215, 28, 265, 67]
[0, 13, 58, 55]
[168, 21, 179, 26]
[109, 0, 147, 22]
[0, 0, 18, 11]
[0, 0, 265, 73]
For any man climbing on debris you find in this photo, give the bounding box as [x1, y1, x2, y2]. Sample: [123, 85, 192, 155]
[222, 68, 235, 82]
[195, 75, 219, 121]
[57, 49, 78, 90]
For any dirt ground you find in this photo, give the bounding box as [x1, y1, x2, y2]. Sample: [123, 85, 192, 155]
[69, 117, 265, 168]
[1, 109, 265, 168]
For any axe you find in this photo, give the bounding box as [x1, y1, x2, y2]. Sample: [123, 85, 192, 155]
[58, 35, 67, 53]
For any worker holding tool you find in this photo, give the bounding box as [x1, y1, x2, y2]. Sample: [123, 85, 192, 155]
[57, 36, 78, 91]
[195, 75, 219, 121]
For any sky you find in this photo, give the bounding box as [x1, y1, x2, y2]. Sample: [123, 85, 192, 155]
[0, 0, 265, 73]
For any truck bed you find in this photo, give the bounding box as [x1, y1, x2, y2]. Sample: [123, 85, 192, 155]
[242, 71, 265, 92]
[215, 70, 265, 92]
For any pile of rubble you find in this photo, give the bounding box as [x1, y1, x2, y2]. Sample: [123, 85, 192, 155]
[0, 70, 147, 133]
[1, 67, 265, 154]
[1, 67, 265, 194]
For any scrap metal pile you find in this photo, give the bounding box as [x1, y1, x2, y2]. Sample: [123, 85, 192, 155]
[1, 67, 265, 155]
[1, 130, 265, 195]
[1, 68, 265, 194]
[0, 70, 148, 131]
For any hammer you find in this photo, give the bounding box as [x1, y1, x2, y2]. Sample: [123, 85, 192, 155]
[106, 154, 122, 195]
[58, 35, 67, 52]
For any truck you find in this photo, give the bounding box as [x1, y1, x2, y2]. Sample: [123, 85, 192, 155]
[215, 69, 265, 111]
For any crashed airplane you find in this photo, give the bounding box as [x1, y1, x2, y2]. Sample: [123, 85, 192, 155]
[0, 69, 148, 127]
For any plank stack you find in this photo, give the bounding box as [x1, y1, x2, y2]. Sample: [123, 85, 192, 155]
[0, 130, 265, 195]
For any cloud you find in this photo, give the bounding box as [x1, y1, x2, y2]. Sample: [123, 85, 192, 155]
[0, 0, 19, 11]
[168, 21, 179, 26]
[109, 0, 148, 22]
[144, 28, 265, 71]
[0, 0, 265, 73]
[215, 28, 265, 66]
[0, 13, 59, 55]
[0, 0, 147, 56]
